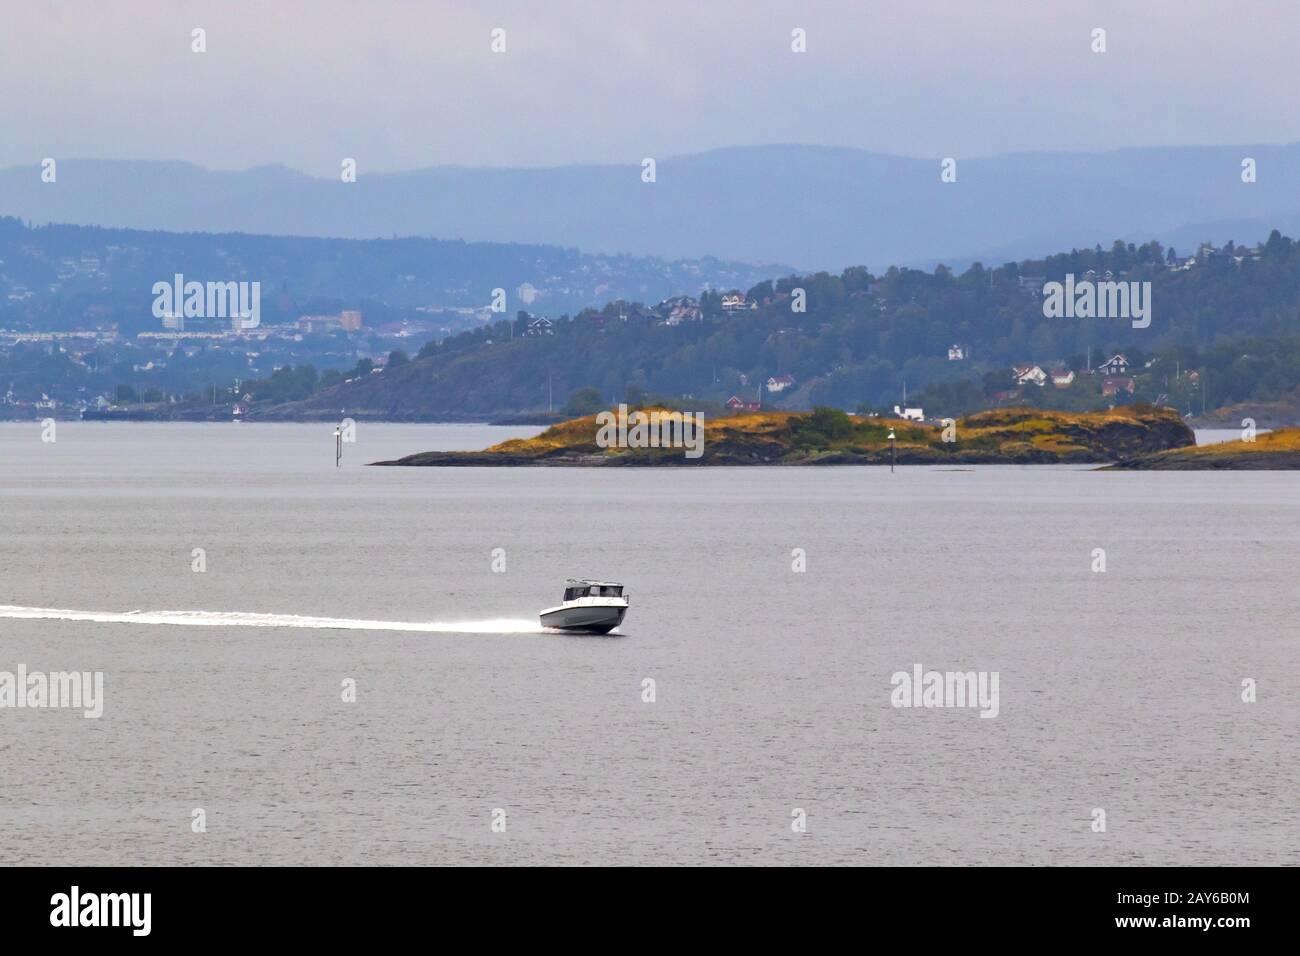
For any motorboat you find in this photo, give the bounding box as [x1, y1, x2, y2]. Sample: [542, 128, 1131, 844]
[539, 579, 628, 633]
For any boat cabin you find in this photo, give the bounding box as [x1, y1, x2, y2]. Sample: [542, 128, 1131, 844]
[564, 580, 624, 601]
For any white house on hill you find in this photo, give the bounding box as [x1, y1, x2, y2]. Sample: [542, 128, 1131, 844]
[525, 315, 554, 336]
[1012, 364, 1048, 387]
[721, 293, 756, 313]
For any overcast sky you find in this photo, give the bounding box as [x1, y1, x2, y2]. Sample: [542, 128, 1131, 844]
[4, 0, 1299, 175]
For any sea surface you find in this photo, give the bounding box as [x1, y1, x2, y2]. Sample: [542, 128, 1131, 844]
[0, 422, 1295, 865]
[1194, 428, 1269, 445]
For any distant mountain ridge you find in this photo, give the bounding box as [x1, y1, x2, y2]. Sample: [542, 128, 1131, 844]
[0, 216, 783, 324]
[5, 144, 1300, 270]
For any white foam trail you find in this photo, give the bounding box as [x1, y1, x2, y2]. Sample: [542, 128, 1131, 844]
[0, 605, 544, 634]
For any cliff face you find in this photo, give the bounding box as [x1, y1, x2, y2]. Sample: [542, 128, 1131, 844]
[1107, 428, 1300, 469]
[374, 404, 1195, 466]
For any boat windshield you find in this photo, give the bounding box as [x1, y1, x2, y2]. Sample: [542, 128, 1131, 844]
[565, 584, 622, 600]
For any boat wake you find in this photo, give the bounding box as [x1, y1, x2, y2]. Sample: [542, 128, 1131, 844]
[0, 604, 545, 635]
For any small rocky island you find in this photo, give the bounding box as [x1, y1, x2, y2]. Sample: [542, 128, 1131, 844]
[1107, 427, 1300, 469]
[373, 404, 1197, 466]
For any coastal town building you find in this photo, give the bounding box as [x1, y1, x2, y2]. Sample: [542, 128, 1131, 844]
[1097, 354, 1130, 375]
[766, 374, 796, 393]
[1012, 364, 1048, 387]
[651, 295, 703, 325]
[297, 311, 364, 334]
[721, 293, 756, 313]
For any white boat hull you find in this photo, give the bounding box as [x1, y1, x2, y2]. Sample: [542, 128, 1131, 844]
[539, 599, 628, 634]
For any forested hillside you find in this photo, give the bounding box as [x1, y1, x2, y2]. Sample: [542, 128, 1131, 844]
[264, 231, 1300, 422]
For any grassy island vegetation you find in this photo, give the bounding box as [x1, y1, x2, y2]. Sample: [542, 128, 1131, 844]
[374, 404, 1194, 467]
[1107, 427, 1300, 469]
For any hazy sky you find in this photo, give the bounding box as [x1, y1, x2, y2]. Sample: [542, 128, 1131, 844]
[4, 0, 1299, 175]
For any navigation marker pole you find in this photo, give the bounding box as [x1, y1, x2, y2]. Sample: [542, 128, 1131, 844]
[888, 428, 896, 474]
[334, 426, 342, 467]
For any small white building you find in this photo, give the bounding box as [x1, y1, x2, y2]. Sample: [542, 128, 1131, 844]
[947, 344, 966, 361]
[665, 304, 701, 326]
[1012, 364, 1048, 387]
[721, 293, 755, 313]
[893, 405, 924, 421]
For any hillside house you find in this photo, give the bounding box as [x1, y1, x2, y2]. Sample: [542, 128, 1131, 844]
[721, 293, 756, 313]
[1012, 364, 1048, 387]
[1097, 354, 1129, 375]
[665, 304, 701, 325]
[525, 315, 554, 336]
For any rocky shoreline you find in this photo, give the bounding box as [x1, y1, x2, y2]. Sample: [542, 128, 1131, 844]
[1106, 428, 1300, 469]
[373, 404, 1197, 467]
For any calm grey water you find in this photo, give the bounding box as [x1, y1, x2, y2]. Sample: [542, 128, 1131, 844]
[0, 422, 1296, 866]
[1194, 428, 1269, 445]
